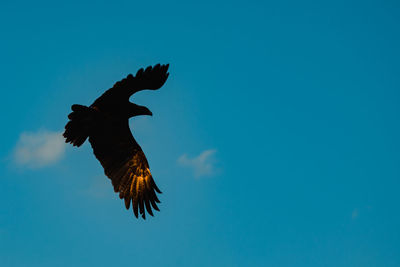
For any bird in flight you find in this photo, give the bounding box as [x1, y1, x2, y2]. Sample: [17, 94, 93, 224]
[63, 64, 169, 219]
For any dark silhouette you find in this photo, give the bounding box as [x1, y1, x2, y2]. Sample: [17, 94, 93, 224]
[63, 64, 169, 219]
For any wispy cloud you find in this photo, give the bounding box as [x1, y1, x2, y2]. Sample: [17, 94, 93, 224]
[178, 149, 218, 177]
[13, 130, 66, 168]
[352, 208, 359, 220]
[83, 176, 114, 199]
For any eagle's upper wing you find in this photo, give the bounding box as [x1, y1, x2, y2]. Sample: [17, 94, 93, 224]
[92, 64, 169, 107]
[88, 119, 161, 219]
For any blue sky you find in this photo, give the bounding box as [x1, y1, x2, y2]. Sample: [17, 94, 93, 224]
[1, 0, 400, 266]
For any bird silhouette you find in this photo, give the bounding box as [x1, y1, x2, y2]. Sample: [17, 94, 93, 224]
[63, 64, 169, 219]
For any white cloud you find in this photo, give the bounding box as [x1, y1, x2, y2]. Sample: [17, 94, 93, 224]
[13, 130, 66, 168]
[178, 149, 218, 177]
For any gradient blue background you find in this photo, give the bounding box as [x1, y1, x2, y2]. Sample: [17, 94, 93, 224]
[1, 0, 400, 266]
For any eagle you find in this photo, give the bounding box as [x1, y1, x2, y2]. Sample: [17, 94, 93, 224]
[63, 64, 169, 219]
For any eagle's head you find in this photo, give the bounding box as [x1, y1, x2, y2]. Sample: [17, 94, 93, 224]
[127, 102, 152, 117]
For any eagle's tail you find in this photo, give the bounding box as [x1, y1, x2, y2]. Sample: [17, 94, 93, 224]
[63, 104, 93, 147]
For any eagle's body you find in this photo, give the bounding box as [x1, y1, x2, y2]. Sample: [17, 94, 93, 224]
[63, 64, 169, 219]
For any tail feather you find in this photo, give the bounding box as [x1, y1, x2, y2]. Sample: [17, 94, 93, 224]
[63, 104, 93, 147]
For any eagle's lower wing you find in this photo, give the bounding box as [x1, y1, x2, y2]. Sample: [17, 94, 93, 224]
[92, 64, 169, 107]
[110, 150, 161, 219]
[88, 123, 161, 219]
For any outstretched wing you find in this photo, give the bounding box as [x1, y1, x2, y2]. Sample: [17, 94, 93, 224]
[127, 63, 170, 95]
[92, 63, 169, 108]
[110, 150, 162, 219]
[88, 119, 162, 219]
